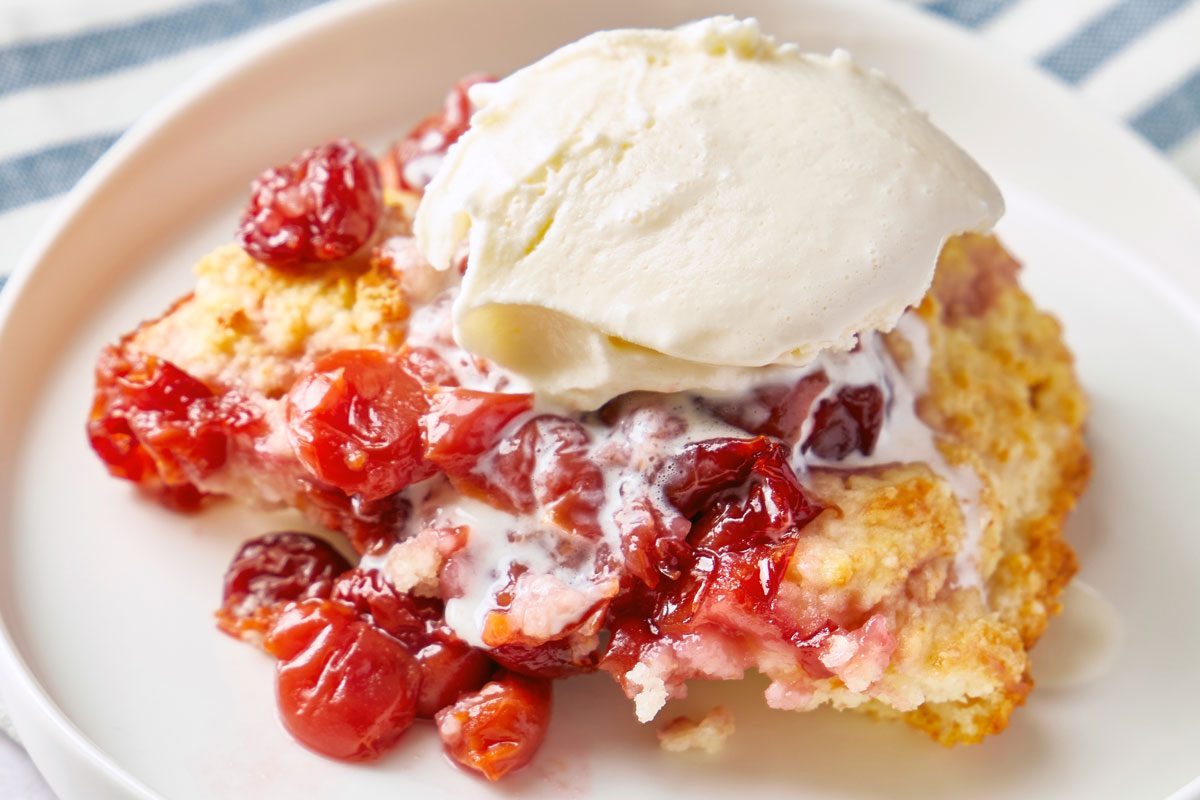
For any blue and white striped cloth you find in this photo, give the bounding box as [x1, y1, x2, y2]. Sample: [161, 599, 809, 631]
[1, 0, 1199, 290]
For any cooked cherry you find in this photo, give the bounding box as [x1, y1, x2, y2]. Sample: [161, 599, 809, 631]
[659, 542, 798, 634]
[286, 349, 435, 501]
[659, 436, 771, 517]
[489, 639, 599, 679]
[422, 387, 533, 477]
[480, 578, 607, 677]
[296, 481, 410, 556]
[88, 345, 255, 507]
[598, 616, 654, 684]
[266, 599, 420, 761]
[708, 372, 830, 443]
[400, 345, 459, 387]
[330, 567, 440, 649]
[688, 440, 821, 552]
[674, 444, 818, 617]
[237, 138, 383, 267]
[614, 493, 690, 588]
[439, 413, 538, 513]
[382, 74, 494, 193]
[803, 384, 885, 460]
[529, 417, 606, 539]
[605, 437, 824, 671]
[428, 409, 605, 537]
[436, 671, 552, 781]
[217, 532, 351, 641]
[331, 569, 494, 716]
[484, 416, 606, 536]
[415, 640, 495, 718]
[89, 346, 217, 480]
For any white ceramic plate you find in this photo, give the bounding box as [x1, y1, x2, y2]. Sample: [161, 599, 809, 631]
[2, 0, 1199, 798]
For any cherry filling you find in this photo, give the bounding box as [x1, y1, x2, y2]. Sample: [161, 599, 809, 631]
[237, 138, 384, 267]
[802, 384, 886, 460]
[209, 369, 880, 776]
[330, 568, 495, 718]
[425, 397, 606, 538]
[88, 345, 261, 509]
[217, 532, 352, 640]
[435, 672, 552, 782]
[295, 484, 412, 558]
[225, 536, 503, 759]
[602, 437, 825, 682]
[286, 349, 437, 501]
[422, 387, 535, 480]
[93, 343, 893, 782]
[382, 74, 495, 193]
[266, 598, 421, 761]
[707, 372, 830, 443]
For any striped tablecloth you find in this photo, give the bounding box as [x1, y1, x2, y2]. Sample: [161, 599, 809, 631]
[0, 0, 1198, 795]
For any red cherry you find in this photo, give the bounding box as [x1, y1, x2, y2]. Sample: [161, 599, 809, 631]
[614, 493, 690, 589]
[217, 532, 351, 641]
[599, 616, 657, 688]
[659, 436, 771, 517]
[330, 569, 495, 717]
[667, 443, 819, 624]
[437, 412, 539, 514]
[707, 372, 830, 443]
[422, 387, 533, 478]
[330, 568, 440, 649]
[295, 482, 410, 556]
[266, 599, 420, 761]
[603, 437, 824, 679]
[489, 640, 599, 679]
[237, 139, 383, 267]
[88, 345, 258, 508]
[400, 345, 460, 387]
[414, 641, 495, 718]
[529, 416, 607, 540]
[432, 413, 607, 538]
[436, 671, 552, 781]
[426, 399, 602, 517]
[803, 384, 885, 460]
[382, 74, 494, 193]
[688, 440, 821, 553]
[286, 349, 435, 501]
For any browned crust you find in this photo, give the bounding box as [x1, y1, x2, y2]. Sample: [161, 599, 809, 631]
[897, 234, 1089, 744]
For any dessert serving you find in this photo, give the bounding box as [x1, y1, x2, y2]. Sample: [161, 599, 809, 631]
[86, 17, 1089, 781]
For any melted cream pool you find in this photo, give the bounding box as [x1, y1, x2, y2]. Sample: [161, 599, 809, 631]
[1031, 580, 1124, 689]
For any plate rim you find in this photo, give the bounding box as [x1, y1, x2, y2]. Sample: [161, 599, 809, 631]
[1, 0, 1198, 797]
[0, 3, 394, 797]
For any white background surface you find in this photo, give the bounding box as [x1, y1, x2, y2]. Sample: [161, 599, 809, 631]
[2, 0, 1200, 798]
[1, 733, 54, 799]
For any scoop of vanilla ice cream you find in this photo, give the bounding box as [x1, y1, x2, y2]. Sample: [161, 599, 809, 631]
[415, 16, 1003, 409]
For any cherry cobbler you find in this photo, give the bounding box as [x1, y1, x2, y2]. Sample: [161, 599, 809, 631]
[86, 28, 1089, 783]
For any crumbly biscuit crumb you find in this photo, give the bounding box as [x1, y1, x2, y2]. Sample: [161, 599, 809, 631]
[657, 707, 735, 754]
